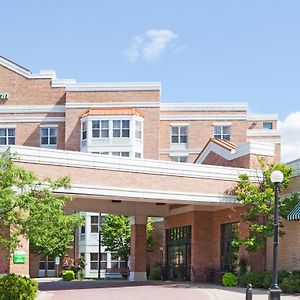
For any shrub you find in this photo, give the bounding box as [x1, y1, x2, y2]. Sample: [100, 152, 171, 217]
[262, 271, 272, 289]
[62, 270, 75, 281]
[222, 272, 238, 287]
[0, 273, 38, 300]
[240, 271, 264, 288]
[281, 277, 300, 293]
[149, 267, 161, 280]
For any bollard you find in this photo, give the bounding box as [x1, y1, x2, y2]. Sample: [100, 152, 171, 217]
[245, 284, 253, 300]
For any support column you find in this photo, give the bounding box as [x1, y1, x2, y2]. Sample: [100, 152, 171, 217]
[129, 216, 147, 282]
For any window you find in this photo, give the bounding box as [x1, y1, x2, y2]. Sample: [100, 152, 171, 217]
[170, 156, 188, 163]
[40, 127, 57, 147]
[92, 120, 109, 138]
[112, 152, 130, 157]
[90, 253, 98, 270]
[0, 128, 15, 145]
[263, 122, 273, 129]
[171, 126, 187, 144]
[135, 152, 142, 158]
[82, 122, 87, 141]
[90, 216, 99, 233]
[113, 120, 130, 138]
[90, 253, 107, 270]
[135, 121, 142, 140]
[80, 225, 85, 240]
[220, 222, 239, 272]
[39, 255, 55, 271]
[214, 126, 230, 140]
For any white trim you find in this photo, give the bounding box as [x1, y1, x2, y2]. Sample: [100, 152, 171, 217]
[39, 124, 59, 128]
[160, 102, 248, 111]
[0, 124, 16, 128]
[246, 138, 281, 144]
[66, 102, 160, 109]
[7, 145, 262, 182]
[129, 272, 147, 282]
[0, 57, 55, 79]
[170, 122, 190, 126]
[0, 117, 65, 123]
[169, 204, 240, 215]
[0, 105, 65, 114]
[247, 114, 278, 121]
[247, 129, 282, 137]
[65, 82, 161, 92]
[169, 152, 189, 157]
[160, 114, 247, 121]
[160, 149, 201, 155]
[212, 122, 232, 126]
[195, 141, 275, 164]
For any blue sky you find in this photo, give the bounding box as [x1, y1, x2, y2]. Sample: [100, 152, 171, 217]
[1, 0, 300, 120]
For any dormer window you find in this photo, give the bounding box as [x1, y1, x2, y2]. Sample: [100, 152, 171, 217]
[92, 120, 109, 138]
[113, 120, 130, 138]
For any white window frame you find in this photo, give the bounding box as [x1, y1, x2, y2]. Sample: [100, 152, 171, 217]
[82, 122, 87, 141]
[170, 156, 188, 163]
[92, 120, 109, 139]
[40, 125, 58, 148]
[213, 125, 231, 140]
[90, 253, 98, 270]
[90, 215, 99, 234]
[113, 120, 130, 138]
[0, 127, 16, 146]
[171, 126, 188, 144]
[135, 121, 142, 140]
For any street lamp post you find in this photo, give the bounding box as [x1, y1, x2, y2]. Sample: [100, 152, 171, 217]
[269, 170, 284, 300]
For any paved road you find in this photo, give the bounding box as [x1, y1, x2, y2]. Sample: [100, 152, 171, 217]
[37, 280, 300, 300]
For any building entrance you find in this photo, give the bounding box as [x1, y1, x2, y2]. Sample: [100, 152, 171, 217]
[166, 225, 191, 281]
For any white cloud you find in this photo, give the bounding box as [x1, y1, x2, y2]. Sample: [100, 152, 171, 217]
[279, 112, 300, 163]
[123, 29, 179, 62]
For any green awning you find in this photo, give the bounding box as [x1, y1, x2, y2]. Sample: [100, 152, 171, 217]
[287, 201, 300, 221]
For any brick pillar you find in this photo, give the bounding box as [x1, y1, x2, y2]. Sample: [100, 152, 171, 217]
[9, 235, 30, 277]
[129, 216, 147, 282]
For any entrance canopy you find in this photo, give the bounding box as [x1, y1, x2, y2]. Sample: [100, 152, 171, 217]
[7, 145, 262, 217]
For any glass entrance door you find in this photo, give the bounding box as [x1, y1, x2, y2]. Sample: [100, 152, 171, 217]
[166, 225, 191, 281]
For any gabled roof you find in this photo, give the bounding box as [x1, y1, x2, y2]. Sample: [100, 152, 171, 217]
[81, 107, 144, 118]
[194, 139, 275, 164]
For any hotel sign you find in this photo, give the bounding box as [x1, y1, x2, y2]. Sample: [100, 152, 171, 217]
[0, 93, 9, 100]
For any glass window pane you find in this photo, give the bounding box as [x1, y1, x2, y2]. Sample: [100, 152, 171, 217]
[48, 262, 55, 270]
[121, 152, 129, 157]
[0, 137, 6, 145]
[112, 152, 120, 156]
[122, 120, 129, 128]
[101, 129, 109, 138]
[180, 136, 187, 143]
[92, 130, 100, 138]
[90, 253, 98, 261]
[171, 127, 179, 135]
[50, 128, 57, 136]
[171, 136, 179, 143]
[90, 262, 98, 270]
[0, 129, 6, 136]
[180, 127, 187, 135]
[49, 137, 57, 145]
[113, 130, 120, 137]
[122, 129, 130, 137]
[101, 120, 109, 129]
[8, 129, 15, 136]
[223, 126, 230, 135]
[39, 262, 46, 270]
[113, 120, 120, 129]
[263, 122, 273, 129]
[214, 126, 221, 135]
[41, 128, 48, 136]
[8, 137, 15, 145]
[91, 216, 98, 223]
[92, 121, 100, 129]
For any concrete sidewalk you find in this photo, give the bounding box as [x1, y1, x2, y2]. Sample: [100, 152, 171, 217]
[36, 280, 300, 300]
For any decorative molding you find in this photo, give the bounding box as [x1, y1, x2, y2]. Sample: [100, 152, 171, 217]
[212, 122, 232, 126]
[247, 129, 282, 137]
[58, 183, 238, 205]
[247, 114, 278, 121]
[160, 114, 247, 121]
[160, 102, 248, 111]
[0, 117, 65, 123]
[0, 105, 65, 114]
[0, 56, 56, 79]
[160, 149, 201, 155]
[7, 146, 262, 182]
[65, 82, 161, 92]
[195, 141, 275, 164]
[66, 102, 160, 109]
[170, 122, 190, 126]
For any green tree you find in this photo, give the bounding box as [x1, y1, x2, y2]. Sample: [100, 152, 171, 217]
[0, 152, 83, 261]
[234, 158, 299, 264]
[101, 214, 154, 260]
